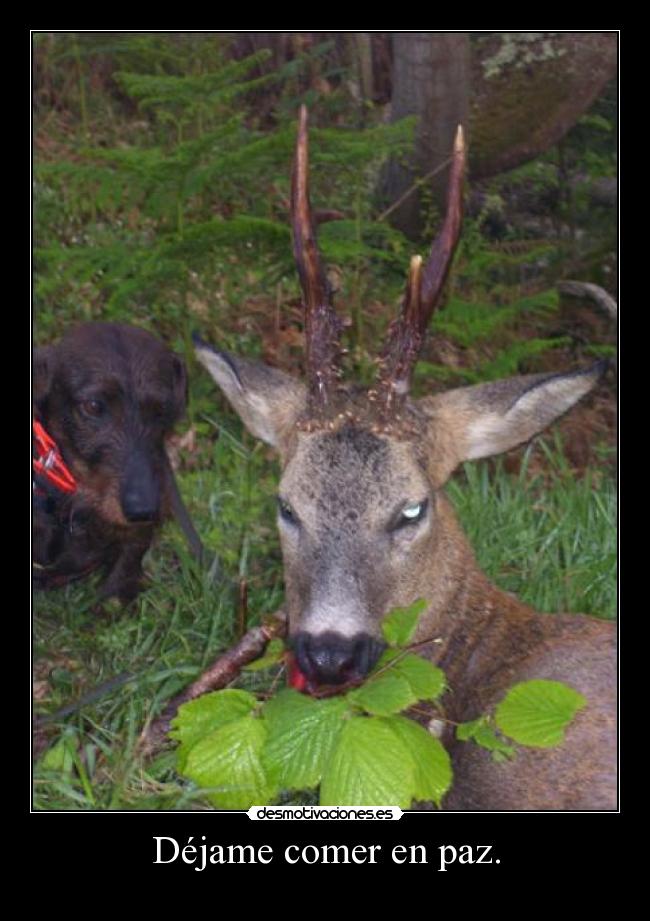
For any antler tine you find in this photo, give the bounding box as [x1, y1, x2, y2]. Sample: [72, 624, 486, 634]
[377, 125, 466, 414]
[291, 105, 343, 416]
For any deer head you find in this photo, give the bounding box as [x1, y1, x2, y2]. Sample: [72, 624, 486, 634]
[195, 107, 605, 691]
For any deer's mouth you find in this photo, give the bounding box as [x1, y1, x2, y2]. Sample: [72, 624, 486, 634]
[288, 632, 385, 697]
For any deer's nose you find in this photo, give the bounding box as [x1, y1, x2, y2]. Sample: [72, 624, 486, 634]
[292, 632, 385, 687]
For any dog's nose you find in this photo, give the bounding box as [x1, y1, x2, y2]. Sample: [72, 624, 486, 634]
[122, 492, 158, 522]
[121, 465, 160, 523]
[292, 632, 385, 687]
[121, 487, 159, 522]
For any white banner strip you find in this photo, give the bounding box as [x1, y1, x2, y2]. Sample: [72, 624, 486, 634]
[247, 806, 403, 820]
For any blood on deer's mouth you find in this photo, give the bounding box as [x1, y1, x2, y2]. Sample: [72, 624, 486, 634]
[286, 632, 385, 697]
[286, 652, 366, 697]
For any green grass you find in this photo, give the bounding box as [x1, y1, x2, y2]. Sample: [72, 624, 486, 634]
[33, 425, 616, 811]
[448, 440, 616, 619]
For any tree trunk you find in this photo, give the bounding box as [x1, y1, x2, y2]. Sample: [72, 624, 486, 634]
[380, 32, 470, 240]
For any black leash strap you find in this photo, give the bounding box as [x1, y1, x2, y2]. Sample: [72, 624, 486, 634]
[164, 453, 207, 565]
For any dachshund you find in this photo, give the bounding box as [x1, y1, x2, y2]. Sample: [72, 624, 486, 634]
[33, 322, 201, 605]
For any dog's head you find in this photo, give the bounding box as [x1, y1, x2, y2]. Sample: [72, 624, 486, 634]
[33, 323, 187, 527]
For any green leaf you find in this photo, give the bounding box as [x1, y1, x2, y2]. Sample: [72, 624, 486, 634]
[262, 690, 349, 790]
[375, 648, 402, 669]
[383, 716, 452, 807]
[390, 654, 446, 702]
[456, 716, 515, 759]
[184, 715, 277, 809]
[170, 689, 257, 772]
[381, 599, 428, 647]
[347, 671, 416, 716]
[40, 737, 75, 773]
[242, 638, 286, 672]
[320, 716, 415, 807]
[495, 680, 586, 748]
[369, 650, 445, 704]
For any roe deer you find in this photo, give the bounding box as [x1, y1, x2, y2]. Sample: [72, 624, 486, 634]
[195, 108, 616, 810]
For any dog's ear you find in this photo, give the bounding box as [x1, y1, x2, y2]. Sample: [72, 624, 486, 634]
[170, 354, 188, 421]
[33, 346, 55, 415]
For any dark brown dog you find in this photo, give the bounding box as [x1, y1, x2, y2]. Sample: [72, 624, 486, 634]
[33, 322, 188, 604]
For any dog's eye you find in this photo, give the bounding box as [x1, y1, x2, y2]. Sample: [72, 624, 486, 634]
[277, 497, 299, 527]
[80, 399, 105, 418]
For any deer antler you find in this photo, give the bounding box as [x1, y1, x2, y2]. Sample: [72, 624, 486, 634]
[291, 105, 343, 415]
[376, 125, 466, 414]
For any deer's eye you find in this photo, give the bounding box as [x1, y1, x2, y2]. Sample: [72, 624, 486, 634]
[277, 497, 299, 526]
[395, 499, 428, 530]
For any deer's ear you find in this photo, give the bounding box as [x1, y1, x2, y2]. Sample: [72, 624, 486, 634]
[417, 362, 607, 484]
[194, 336, 307, 448]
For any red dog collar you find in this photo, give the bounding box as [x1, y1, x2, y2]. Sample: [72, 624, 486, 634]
[33, 419, 77, 495]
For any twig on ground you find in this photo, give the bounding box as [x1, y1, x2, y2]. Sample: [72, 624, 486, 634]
[137, 609, 288, 759]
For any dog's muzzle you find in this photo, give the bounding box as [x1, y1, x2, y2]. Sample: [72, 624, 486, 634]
[120, 452, 161, 523]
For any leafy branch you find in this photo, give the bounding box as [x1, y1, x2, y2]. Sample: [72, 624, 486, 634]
[161, 600, 586, 809]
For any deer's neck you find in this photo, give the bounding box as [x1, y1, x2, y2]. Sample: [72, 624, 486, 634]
[416, 493, 544, 718]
